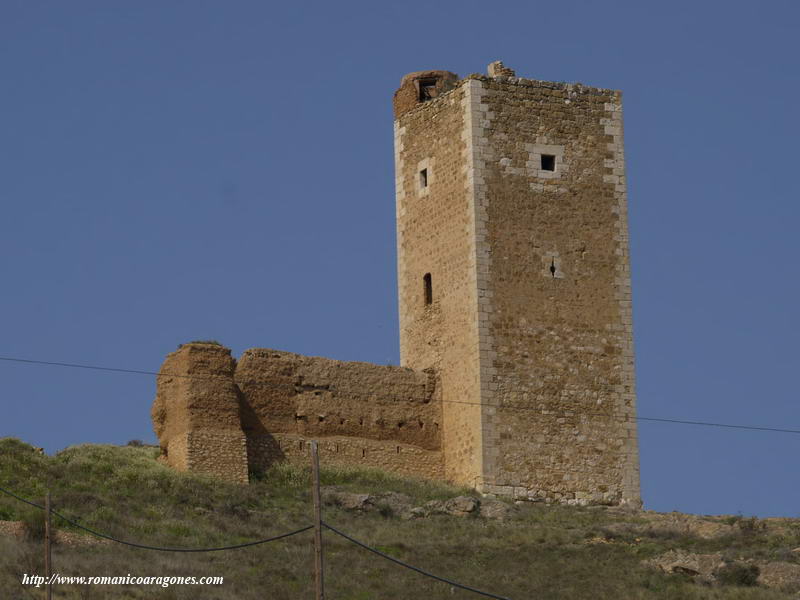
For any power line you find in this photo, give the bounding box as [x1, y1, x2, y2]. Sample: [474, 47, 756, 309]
[0, 484, 313, 553]
[0, 356, 159, 377]
[1, 354, 798, 435]
[632, 416, 800, 434]
[1, 479, 513, 597]
[323, 521, 513, 600]
[440, 398, 800, 434]
[0, 484, 46, 510]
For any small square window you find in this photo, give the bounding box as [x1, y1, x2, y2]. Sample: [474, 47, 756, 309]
[541, 154, 556, 171]
[420, 168, 428, 188]
[418, 79, 438, 102]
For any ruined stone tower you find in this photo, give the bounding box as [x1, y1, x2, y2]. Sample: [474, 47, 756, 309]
[393, 61, 640, 505]
[152, 61, 640, 507]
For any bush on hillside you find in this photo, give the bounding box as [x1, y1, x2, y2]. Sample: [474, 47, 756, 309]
[19, 506, 47, 541]
[714, 562, 760, 586]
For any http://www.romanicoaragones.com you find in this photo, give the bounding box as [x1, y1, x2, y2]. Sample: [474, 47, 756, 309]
[22, 573, 224, 588]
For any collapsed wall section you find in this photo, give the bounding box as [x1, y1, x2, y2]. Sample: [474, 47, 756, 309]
[236, 349, 443, 480]
[152, 344, 443, 483]
[151, 343, 248, 483]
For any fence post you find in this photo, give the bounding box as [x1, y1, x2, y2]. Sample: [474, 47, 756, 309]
[310, 441, 325, 600]
[44, 491, 52, 600]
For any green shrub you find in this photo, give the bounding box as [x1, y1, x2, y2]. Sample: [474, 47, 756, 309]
[714, 562, 760, 586]
[19, 506, 47, 541]
[736, 516, 765, 535]
[179, 339, 223, 348]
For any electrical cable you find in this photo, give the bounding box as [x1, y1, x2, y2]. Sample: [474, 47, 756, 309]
[1, 354, 798, 435]
[322, 521, 514, 600]
[0, 484, 313, 553]
[440, 398, 800, 434]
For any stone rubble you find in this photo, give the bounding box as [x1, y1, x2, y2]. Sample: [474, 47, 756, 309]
[320, 488, 515, 520]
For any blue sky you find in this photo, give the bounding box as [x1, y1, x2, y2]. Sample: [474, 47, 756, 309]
[1, 0, 797, 517]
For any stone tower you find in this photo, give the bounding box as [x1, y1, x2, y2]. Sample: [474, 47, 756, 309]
[393, 61, 640, 505]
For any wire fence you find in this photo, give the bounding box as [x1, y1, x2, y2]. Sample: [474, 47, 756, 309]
[0, 482, 314, 552]
[0, 482, 514, 599]
[322, 522, 512, 600]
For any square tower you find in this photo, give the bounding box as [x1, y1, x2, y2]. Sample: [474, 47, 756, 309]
[393, 62, 640, 506]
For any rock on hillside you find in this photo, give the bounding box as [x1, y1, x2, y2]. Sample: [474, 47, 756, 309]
[321, 487, 515, 520]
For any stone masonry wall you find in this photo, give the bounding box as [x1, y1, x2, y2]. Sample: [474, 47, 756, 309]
[394, 73, 486, 488]
[151, 343, 248, 483]
[151, 62, 641, 506]
[152, 344, 443, 483]
[235, 348, 443, 479]
[393, 63, 640, 506]
[465, 71, 640, 505]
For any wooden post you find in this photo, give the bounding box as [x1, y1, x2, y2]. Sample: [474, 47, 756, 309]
[310, 441, 325, 600]
[44, 492, 52, 600]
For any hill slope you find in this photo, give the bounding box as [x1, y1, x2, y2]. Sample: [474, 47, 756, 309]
[1, 438, 798, 599]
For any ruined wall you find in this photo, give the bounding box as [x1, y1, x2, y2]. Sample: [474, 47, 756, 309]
[393, 70, 459, 118]
[151, 343, 248, 483]
[152, 344, 443, 483]
[394, 72, 485, 487]
[236, 349, 443, 479]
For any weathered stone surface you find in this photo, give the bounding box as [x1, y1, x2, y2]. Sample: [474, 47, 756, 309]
[604, 512, 737, 540]
[487, 60, 515, 78]
[320, 488, 416, 518]
[0, 521, 24, 538]
[394, 61, 639, 506]
[422, 500, 447, 515]
[318, 490, 499, 520]
[393, 70, 459, 119]
[444, 496, 479, 517]
[479, 498, 514, 520]
[322, 489, 372, 511]
[755, 561, 800, 593]
[418, 497, 482, 518]
[153, 343, 445, 483]
[151, 343, 248, 483]
[647, 550, 800, 593]
[372, 492, 415, 517]
[237, 348, 444, 480]
[152, 61, 641, 507]
[645, 550, 725, 583]
[0, 520, 109, 547]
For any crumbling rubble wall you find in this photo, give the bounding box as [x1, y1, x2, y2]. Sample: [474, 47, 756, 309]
[152, 343, 443, 483]
[151, 343, 248, 483]
[236, 348, 443, 479]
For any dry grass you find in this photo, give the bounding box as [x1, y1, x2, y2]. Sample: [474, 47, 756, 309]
[0, 437, 797, 599]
